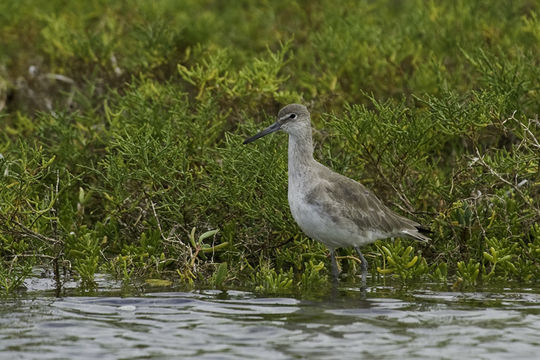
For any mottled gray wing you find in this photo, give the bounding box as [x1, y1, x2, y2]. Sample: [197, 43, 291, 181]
[306, 168, 423, 237]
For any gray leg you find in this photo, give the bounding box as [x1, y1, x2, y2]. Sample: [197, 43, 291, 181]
[354, 246, 368, 288]
[329, 249, 339, 283]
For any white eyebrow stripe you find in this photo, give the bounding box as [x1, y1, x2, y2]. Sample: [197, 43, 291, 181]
[279, 115, 291, 122]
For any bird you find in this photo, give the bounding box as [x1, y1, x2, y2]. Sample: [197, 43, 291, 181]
[243, 104, 430, 287]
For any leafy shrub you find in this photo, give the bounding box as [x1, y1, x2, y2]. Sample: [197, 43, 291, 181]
[0, 0, 538, 293]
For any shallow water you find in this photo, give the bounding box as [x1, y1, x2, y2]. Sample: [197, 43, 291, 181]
[1, 279, 539, 359]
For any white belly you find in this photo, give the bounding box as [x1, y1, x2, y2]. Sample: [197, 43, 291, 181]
[288, 186, 383, 249]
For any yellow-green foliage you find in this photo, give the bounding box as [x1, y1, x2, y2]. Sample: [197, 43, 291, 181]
[0, 0, 539, 293]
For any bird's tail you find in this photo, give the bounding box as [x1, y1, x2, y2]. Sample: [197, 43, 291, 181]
[402, 225, 431, 243]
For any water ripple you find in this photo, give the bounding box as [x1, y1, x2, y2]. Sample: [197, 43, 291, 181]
[1, 287, 540, 359]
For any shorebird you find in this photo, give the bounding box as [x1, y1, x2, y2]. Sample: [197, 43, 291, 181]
[244, 104, 430, 287]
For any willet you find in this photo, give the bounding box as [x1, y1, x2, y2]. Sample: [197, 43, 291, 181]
[244, 104, 430, 287]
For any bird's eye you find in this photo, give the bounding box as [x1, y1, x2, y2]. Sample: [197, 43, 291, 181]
[289, 114, 297, 119]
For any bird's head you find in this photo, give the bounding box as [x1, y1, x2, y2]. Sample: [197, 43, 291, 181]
[243, 104, 310, 144]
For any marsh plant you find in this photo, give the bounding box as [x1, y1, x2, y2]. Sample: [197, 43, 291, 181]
[0, 0, 539, 294]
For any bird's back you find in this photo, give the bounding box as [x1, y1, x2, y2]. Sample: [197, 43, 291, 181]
[288, 160, 429, 248]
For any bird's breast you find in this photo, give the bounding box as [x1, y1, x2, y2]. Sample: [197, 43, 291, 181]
[287, 177, 388, 248]
[288, 183, 352, 248]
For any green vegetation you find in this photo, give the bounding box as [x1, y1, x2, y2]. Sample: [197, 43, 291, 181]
[0, 0, 538, 295]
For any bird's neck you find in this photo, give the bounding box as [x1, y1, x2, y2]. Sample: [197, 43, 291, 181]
[287, 129, 315, 184]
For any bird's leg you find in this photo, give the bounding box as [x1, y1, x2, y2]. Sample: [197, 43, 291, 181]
[354, 246, 368, 288]
[329, 249, 339, 284]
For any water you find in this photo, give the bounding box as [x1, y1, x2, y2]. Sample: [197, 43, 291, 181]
[1, 278, 539, 359]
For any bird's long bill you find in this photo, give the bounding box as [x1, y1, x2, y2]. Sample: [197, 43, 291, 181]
[243, 121, 281, 144]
